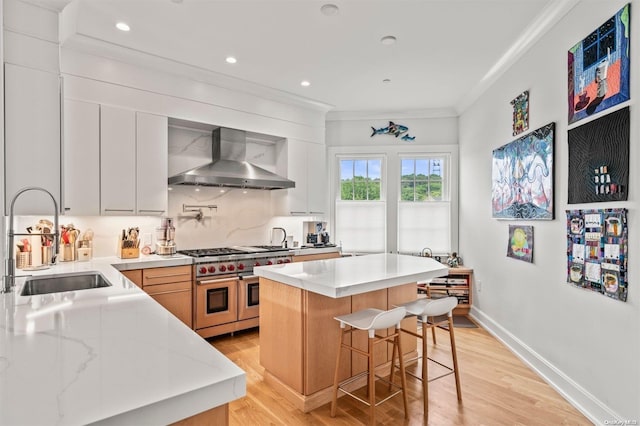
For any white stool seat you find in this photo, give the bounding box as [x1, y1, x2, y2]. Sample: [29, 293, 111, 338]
[397, 296, 458, 322]
[335, 307, 406, 336]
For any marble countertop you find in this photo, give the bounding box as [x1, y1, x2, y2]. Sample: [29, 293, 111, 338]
[254, 253, 448, 298]
[0, 255, 245, 425]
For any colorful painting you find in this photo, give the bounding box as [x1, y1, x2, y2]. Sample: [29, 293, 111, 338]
[568, 106, 629, 204]
[511, 91, 529, 136]
[566, 208, 627, 302]
[568, 4, 630, 125]
[507, 225, 533, 263]
[491, 123, 555, 220]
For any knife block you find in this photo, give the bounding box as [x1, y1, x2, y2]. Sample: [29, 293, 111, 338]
[117, 240, 140, 259]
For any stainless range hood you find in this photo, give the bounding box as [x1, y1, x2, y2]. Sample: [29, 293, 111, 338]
[168, 127, 295, 190]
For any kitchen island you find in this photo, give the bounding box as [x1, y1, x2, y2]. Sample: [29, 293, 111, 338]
[0, 255, 245, 425]
[254, 253, 447, 412]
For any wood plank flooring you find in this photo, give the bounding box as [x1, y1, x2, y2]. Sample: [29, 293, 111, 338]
[209, 321, 591, 425]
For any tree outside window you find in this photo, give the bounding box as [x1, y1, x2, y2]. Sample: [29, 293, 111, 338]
[340, 159, 382, 201]
[400, 158, 444, 201]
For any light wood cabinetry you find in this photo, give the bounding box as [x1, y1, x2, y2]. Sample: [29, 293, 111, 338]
[4, 63, 61, 215]
[63, 99, 100, 215]
[423, 267, 473, 315]
[121, 266, 192, 328]
[100, 105, 136, 215]
[143, 265, 192, 328]
[281, 140, 327, 215]
[292, 251, 341, 262]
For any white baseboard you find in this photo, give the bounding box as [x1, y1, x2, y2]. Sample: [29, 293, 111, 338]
[469, 306, 620, 425]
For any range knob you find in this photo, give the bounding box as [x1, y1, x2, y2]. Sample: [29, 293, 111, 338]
[237, 263, 245, 270]
[266, 260, 273, 265]
[199, 266, 207, 274]
[283, 258, 291, 263]
[277, 259, 283, 264]
[219, 265, 227, 272]
[228, 264, 235, 271]
[254, 261, 261, 267]
[208, 266, 216, 273]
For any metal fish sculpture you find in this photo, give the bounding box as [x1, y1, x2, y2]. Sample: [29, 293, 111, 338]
[371, 121, 408, 138]
[401, 134, 415, 141]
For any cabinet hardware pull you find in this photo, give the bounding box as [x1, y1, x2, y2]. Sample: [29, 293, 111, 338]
[145, 272, 190, 279]
[104, 209, 134, 212]
[138, 209, 165, 213]
[64, 207, 71, 211]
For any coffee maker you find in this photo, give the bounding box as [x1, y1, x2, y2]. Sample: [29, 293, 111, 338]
[156, 217, 176, 255]
[304, 221, 330, 246]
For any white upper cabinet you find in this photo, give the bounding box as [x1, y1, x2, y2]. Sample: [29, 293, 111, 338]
[283, 140, 327, 215]
[136, 112, 168, 215]
[4, 63, 61, 215]
[63, 99, 100, 215]
[100, 105, 136, 215]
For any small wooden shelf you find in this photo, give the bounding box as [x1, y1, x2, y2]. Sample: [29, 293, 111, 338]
[418, 267, 473, 315]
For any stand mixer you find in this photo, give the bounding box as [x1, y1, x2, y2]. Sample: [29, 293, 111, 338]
[156, 217, 176, 256]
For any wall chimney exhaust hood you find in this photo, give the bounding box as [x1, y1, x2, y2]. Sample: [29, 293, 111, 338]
[168, 127, 295, 190]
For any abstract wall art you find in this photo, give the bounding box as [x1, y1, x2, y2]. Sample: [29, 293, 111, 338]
[566, 208, 627, 302]
[568, 106, 629, 204]
[491, 123, 555, 220]
[568, 4, 630, 125]
[507, 225, 533, 263]
[511, 91, 529, 136]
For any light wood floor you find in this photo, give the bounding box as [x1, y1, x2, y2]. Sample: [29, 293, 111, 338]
[210, 321, 591, 425]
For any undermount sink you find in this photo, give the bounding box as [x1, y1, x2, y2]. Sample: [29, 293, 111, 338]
[21, 272, 112, 296]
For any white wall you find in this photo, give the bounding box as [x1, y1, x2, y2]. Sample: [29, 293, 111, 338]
[459, 0, 638, 422]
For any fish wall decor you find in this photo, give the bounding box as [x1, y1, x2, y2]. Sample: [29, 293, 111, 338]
[370, 121, 415, 141]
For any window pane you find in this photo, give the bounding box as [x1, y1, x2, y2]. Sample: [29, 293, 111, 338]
[415, 159, 428, 179]
[340, 160, 353, 179]
[368, 159, 381, 180]
[415, 181, 428, 201]
[429, 178, 443, 200]
[401, 159, 414, 179]
[430, 159, 443, 178]
[368, 180, 381, 200]
[401, 181, 414, 201]
[341, 180, 353, 200]
[354, 160, 367, 178]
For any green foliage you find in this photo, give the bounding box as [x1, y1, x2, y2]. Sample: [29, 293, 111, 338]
[341, 176, 381, 200]
[400, 174, 442, 201]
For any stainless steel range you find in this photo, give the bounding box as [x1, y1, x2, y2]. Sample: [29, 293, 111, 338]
[177, 245, 293, 339]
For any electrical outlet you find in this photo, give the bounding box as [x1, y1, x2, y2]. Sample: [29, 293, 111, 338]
[477, 280, 482, 292]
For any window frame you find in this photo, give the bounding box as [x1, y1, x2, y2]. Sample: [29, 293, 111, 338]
[337, 154, 386, 202]
[399, 154, 450, 203]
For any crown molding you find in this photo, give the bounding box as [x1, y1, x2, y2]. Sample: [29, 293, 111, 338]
[325, 108, 458, 121]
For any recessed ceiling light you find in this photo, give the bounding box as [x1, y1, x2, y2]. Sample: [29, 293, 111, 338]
[225, 56, 237, 64]
[320, 4, 339, 16]
[116, 22, 130, 32]
[383, 79, 391, 83]
[300, 80, 311, 87]
[380, 35, 397, 46]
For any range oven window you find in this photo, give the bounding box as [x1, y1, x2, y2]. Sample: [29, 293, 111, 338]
[247, 283, 259, 307]
[207, 288, 229, 314]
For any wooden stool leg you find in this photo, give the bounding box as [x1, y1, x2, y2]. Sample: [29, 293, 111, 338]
[330, 328, 345, 417]
[368, 337, 376, 426]
[431, 316, 437, 344]
[388, 332, 398, 391]
[448, 315, 463, 401]
[395, 332, 409, 419]
[421, 321, 430, 418]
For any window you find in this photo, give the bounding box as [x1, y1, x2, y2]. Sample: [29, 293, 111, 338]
[336, 157, 385, 253]
[398, 155, 451, 254]
[582, 16, 616, 69]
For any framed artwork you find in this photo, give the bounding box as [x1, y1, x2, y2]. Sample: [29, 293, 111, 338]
[491, 123, 555, 220]
[566, 208, 627, 302]
[568, 4, 630, 125]
[507, 225, 533, 263]
[511, 91, 529, 136]
[568, 106, 629, 204]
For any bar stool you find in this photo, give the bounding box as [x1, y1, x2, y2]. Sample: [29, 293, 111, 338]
[330, 306, 409, 425]
[393, 296, 462, 418]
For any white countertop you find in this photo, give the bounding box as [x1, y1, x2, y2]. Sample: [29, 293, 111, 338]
[254, 253, 448, 298]
[0, 255, 245, 425]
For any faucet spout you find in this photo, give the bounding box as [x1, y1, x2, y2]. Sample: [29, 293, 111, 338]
[2, 187, 59, 293]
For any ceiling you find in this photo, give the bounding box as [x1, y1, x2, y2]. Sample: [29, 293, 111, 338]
[46, 0, 579, 116]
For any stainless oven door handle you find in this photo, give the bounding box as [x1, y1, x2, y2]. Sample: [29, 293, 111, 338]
[197, 277, 239, 285]
[240, 275, 259, 281]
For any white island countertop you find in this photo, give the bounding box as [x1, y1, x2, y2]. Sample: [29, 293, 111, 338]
[0, 255, 245, 426]
[254, 253, 448, 298]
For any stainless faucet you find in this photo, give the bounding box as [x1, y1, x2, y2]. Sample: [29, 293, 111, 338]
[2, 187, 59, 293]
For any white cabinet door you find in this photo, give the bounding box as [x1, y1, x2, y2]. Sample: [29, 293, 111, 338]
[4, 63, 60, 215]
[100, 105, 136, 215]
[136, 112, 168, 215]
[63, 99, 100, 215]
[286, 140, 308, 215]
[306, 142, 326, 215]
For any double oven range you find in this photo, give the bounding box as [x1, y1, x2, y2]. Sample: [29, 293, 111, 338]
[177, 246, 292, 339]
